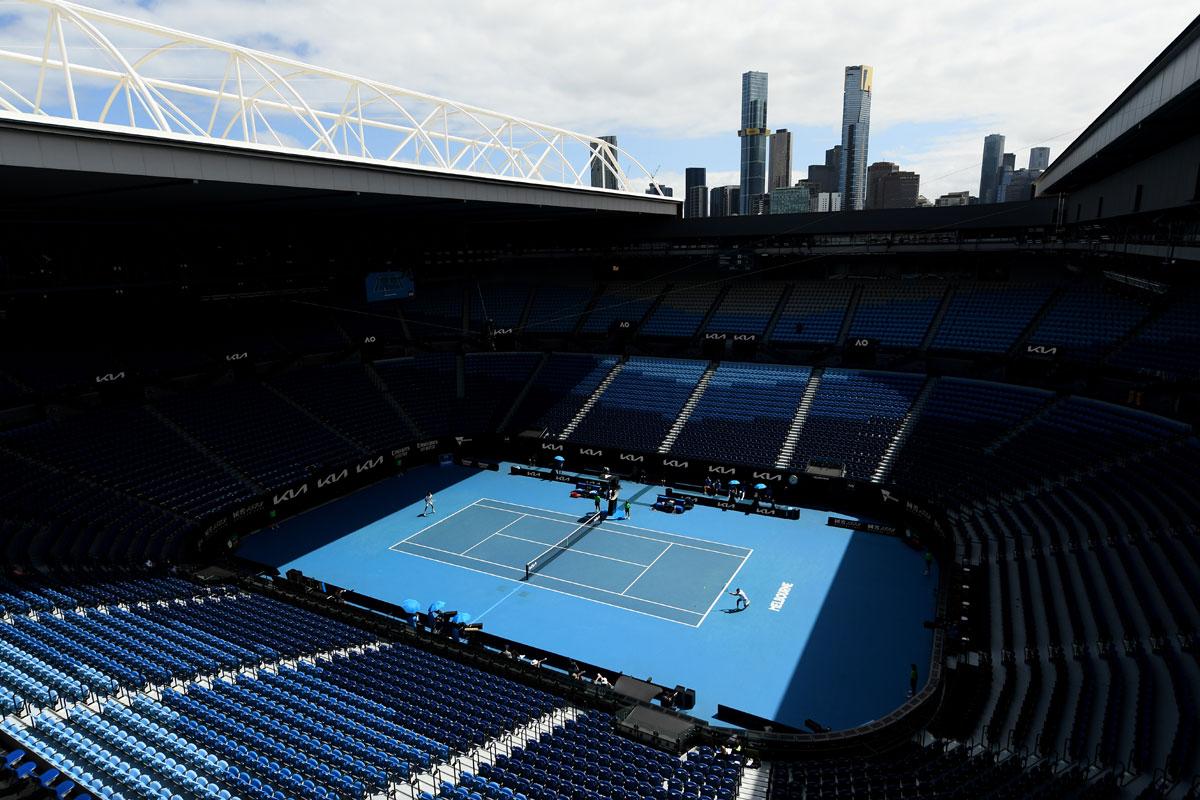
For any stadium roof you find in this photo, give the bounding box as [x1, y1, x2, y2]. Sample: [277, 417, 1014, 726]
[0, 0, 677, 215]
[1038, 13, 1200, 196]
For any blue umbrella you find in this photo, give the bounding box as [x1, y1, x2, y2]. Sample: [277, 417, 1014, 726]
[754, 483, 767, 490]
[452, 612, 472, 624]
[728, 479, 741, 486]
[553, 455, 565, 462]
[428, 600, 446, 616]
[400, 599, 421, 614]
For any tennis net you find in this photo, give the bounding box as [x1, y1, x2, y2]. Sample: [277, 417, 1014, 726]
[524, 512, 600, 580]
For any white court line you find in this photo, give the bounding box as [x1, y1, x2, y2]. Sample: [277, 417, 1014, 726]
[475, 586, 522, 621]
[461, 515, 527, 556]
[620, 543, 672, 595]
[492, 533, 650, 568]
[696, 549, 754, 627]
[385, 544, 701, 628]
[390, 499, 482, 549]
[480, 496, 752, 553]
[396, 540, 704, 617]
[475, 503, 746, 559]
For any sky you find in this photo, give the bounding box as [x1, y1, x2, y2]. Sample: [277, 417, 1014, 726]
[0, 0, 1195, 201]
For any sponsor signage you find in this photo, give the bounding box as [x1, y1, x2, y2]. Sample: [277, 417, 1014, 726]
[510, 465, 575, 483]
[752, 471, 783, 482]
[662, 459, 689, 470]
[1025, 343, 1059, 359]
[579, 448, 604, 457]
[95, 371, 126, 384]
[540, 443, 564, 452]
[850, 338, 876, 350]
[458, 457, 500, 471]
[828, 516, 899, 536]
[707, 465, 736, 475]
[225, 352, 249, 362]
[619, 453, 644, 463]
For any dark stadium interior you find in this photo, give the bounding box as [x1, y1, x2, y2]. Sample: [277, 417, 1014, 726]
[3, 11, 1200, 800]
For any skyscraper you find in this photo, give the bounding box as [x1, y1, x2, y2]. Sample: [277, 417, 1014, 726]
[865, 161, 898, 209]
[589, 135, 619, 190]
[879, 170, 921, 208]
[738, 71, 769, 215]
[684, 167, 708, 218]
[768, 129, 792, 191]
[646, 183, 673, 197]
[838, 66, 873, 211]
[994, 152, 1016, 203]
[709, 185, 740, 217]
[979, 134, 1005, 204]
[1028, 147, 1051, 172]
[807, 145, 841, 195]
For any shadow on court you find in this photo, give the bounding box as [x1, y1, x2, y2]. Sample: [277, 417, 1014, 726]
[238, 467, 475, 567]
[772, 534, 934, 730]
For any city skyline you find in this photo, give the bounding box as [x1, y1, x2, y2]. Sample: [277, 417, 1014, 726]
[4, 0, 1190, 203]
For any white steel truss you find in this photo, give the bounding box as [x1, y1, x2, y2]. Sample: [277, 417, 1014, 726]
[0, 0, 666, 195]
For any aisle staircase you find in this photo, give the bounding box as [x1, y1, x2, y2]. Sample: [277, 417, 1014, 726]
[558, 359, 625, 440]
[775, 368, 823, 469]
[872, 375, 938, 483]
[659, 361, 718, 453]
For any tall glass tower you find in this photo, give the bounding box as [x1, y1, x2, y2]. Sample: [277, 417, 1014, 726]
[978, 134, 1005, 204]
[838, 66, 873, 211]
[738, 71, 769, 215]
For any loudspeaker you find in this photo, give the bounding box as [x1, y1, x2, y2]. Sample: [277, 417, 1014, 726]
[673, 685, 696, 710]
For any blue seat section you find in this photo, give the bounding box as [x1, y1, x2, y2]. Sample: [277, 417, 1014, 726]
[705, 282, 785, 335]
[932, 284, 1054, 353]
[987, 396, 1189, 492]
[305, 643, 563, 754]
[456, 711, 742, 800]
[269, 364, 415, 450]
[267, 305, 350, 357]
[788, 370, 923, 480]
[405, 284, 465, 338]
[893, 378, 1052, 499]
[372, 354, 458, 438]
[506, 354, 618, 436]
[567, 358, 707, 451]
[157, 383, 361, 490]
[848, 283, 945, 348]
[580, 282, 665, 333]
[4, 407, 257, 519]
[3, 710, 237, 800]
[671, 363, 811, 466]
[461, 353, 541, 433]
[334, 306, 408, 349]
[0, 449, 187, 567]
[640, 285, 722, 338]
[469, 283, 533, 330]
[769, 282, 854, 344]
[1030, 285, 1149, 363]
[523, 285, 594, 334]
[1110, 292, 1200, 379]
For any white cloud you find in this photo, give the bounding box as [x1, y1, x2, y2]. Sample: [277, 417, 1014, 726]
[5, 0, 1194, 201]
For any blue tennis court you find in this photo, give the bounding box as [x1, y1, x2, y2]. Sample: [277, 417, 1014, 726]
[238, 462, 937, 731]
[391, 498, 751, 626]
